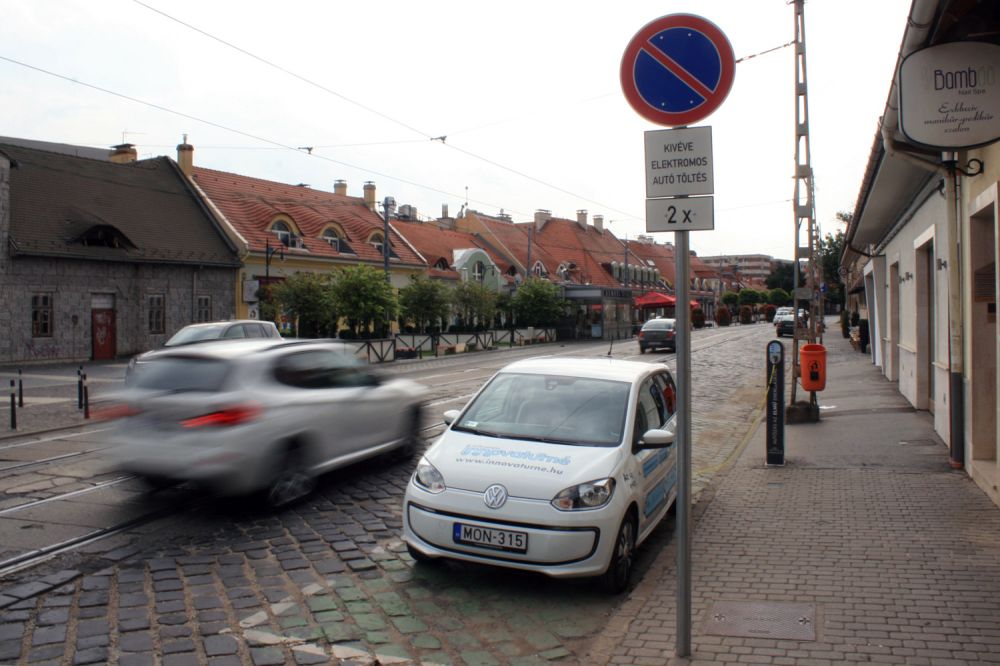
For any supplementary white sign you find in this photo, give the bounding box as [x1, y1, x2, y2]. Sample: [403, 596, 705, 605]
[646, 196, 714, 232]
[644, 126, 714, 198]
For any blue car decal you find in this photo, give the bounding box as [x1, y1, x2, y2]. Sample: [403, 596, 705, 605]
[643, 464, 678, 517]
[641, 447, 671, 478]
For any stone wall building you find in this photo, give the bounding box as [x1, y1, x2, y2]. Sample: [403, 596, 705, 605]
[0, 143, 241, 364]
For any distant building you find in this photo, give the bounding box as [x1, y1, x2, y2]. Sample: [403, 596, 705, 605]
[0, 141, 241, 364]
[699, 253, 786, 284]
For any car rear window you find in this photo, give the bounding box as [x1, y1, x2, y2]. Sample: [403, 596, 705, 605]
[164, 324, 228, 346]
[643, 320, 674, 330]
[129, 356, 233, 392]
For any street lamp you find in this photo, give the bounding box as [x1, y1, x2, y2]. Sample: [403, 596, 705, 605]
[382, 196, 396, 283]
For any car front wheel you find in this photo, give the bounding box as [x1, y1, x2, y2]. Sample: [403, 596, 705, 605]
[600, 514, 636, 594]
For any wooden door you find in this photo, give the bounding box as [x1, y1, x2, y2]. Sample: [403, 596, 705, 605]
[91, 309, 116, 360]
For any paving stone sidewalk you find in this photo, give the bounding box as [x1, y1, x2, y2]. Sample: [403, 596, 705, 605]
[593, 332, 1000, 665]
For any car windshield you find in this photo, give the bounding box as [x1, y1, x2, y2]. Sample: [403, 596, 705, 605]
[164, 324, 228, 346]
[127, 356, 234, 392]
[452, 372, 630, 447]
[643, 320, 674, 330]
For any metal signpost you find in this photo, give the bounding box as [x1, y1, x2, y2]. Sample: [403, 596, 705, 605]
[621, 13, 734, 658]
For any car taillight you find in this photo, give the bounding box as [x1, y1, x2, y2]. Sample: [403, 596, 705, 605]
[180, 404, 262, 428]
[638, 331, 645, 340]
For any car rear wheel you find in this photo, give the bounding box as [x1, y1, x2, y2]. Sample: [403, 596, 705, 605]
[600, 514, 636, 594]
[265, 446, 315, 509]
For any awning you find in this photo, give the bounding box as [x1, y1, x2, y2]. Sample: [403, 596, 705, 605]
[690, 300, 700, 307]
[635, 292, 675, 307]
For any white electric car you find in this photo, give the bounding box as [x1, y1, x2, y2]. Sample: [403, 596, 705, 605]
[403, 357, 678, 593]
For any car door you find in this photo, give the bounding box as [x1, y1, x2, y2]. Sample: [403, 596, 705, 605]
[270, 350, 383, 463]
[630, 371, 678, 535]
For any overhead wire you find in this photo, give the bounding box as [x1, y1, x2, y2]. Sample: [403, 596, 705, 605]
[0, 54, 526, 217]
[129, 0, 645, 221]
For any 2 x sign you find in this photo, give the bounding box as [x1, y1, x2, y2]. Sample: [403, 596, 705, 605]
[646, 197, 714, 232]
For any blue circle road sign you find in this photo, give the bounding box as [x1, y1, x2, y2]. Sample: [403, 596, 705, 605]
[621, 14, 735, 127]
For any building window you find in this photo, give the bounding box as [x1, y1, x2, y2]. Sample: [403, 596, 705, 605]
[31, 293, 53, 337]
[370, 232, 386, 256]
[148, 294, 165, 334]
[271, 220, 292, 247]
[473, 261, 485, 282]
[196, 296, 212, 322]
[322, 228, 341, 251]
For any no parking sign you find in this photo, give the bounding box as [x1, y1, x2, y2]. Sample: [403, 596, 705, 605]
[620, 14, 735, 127]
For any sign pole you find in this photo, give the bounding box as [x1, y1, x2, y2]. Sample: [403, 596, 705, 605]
[676, 229, 692, 657]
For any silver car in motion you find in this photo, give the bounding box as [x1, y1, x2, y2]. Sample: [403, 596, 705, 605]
[108, 338, 426, 507]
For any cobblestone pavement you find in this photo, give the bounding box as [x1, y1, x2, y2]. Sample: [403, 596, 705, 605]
[0, 324, 779, 665]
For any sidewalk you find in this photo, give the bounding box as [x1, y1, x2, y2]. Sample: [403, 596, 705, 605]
[0, 360, 126, 437]
[598, 331, 1000, 664]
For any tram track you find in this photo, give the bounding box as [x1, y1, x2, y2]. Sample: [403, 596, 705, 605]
[0, 327, 766, 580]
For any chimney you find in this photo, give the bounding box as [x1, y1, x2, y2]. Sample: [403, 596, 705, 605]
[110, 143, 137, 164]
[593, 215, 604, 233]
[534, 209, 551, 232]
[576, 209, 588, 229]
[176, 135, 193, 177]
[363, 181, 376, 212]
[334, 179, 347, 196]
[442, 203, 449, 218]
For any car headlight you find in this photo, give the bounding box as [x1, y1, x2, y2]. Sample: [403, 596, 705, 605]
[551, 478, 616, 511]
[413, 459, 446, 494]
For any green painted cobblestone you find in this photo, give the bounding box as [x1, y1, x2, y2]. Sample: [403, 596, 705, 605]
[364, 630, 391, 644]
[459, 649, 502, 666]
[278, 615, 307, 628]
[411, 633, 441, 649]
[354, 613, 386, 631]
[390, 615, 427, 634]
[423, 651, 454, 664]
[306, 596, 338, 612]
[539, 646, 573, 660]
[373, 591, 409, 616]
[524, 630, 561, 650]
[321, 622, 360, 642]
[344, 601, 374, 614]
[312, 609, 343, 623]
[334, 586, 366, 602]
[444, 630, 480, 648]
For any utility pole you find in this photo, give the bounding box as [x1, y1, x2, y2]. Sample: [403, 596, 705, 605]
[789, 0, 821, 420]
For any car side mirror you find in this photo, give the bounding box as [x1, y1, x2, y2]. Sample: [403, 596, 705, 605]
[443, 409, 461, 425]
[640, 428, 674, 449]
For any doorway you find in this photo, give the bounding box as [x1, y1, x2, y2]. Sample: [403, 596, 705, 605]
[914, 240, 935, 412]
[91, 294, 116, 360]
[888, 262, 900, 382]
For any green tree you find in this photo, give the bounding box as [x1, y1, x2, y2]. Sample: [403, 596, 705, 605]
[270, 272, 336, 338]
[399, 275, 451, 333]
[721, 291, 740, 311]
[738, 288, 760, 307]
[819, 217, 849, 306]
[768, 287, 791, 306]
[512, 278, 565, 327]
[330, 264, 397, 338]
[766, 262, 795, 292]
[453, 281, 498, 331]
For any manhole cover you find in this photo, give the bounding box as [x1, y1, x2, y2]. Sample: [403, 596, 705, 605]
[704, 601, 815, 640]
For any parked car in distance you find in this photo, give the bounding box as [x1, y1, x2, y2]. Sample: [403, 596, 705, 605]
[164, 319, 281, 346]
[638, 318, 677, 353]
[775, 312, 805, 337]
[403, 357, 678, 593]
[108, 338, 426, 507]
[126, 320, 282, 381]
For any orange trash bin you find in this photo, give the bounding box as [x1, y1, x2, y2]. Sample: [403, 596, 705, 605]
[799, 343, 827, 392]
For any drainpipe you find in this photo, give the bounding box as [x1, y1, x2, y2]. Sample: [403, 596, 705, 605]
[942, 152, 964, 469]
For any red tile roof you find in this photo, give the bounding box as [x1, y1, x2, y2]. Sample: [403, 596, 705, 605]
[193, 167, 425, 268]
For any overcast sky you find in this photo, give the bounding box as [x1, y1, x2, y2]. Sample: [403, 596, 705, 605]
[1, 0, 911, 260]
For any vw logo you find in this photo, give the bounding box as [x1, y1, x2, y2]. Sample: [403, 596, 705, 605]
[483, 484, 508, 509]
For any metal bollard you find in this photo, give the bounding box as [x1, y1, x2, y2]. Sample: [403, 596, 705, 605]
[18, 369, 23, 408]
[9, 379, 15, 430]
[77, 366, 83, 410]
[83, 373, 90, 420]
